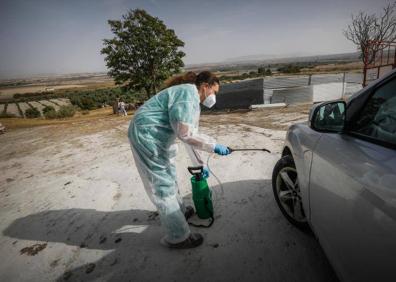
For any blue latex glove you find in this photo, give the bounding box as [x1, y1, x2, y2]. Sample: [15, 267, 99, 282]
[214, 144, 230, 156]
[202, 167, 209, 179]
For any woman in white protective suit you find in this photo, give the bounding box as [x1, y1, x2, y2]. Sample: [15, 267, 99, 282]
[128, 71, 230, 249]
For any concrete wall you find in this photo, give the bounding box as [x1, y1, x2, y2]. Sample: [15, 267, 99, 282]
[271, 86, 313, 104]
[264, 76, 310, 89]
[313, 83, 343, 103]
[214, 78, 264, 109]
[344, 84, 362, 99]
[209, 74, 361, 109]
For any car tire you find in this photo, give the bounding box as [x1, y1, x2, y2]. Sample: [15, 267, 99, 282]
[272, 155, 309, 230]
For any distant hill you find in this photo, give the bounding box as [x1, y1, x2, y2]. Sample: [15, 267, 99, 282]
[223, 52, 360, 63]
[186, 52, 361, 71]
[1, 52, 361, 81]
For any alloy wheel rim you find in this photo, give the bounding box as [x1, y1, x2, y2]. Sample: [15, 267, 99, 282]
[276, 166, 306, 223]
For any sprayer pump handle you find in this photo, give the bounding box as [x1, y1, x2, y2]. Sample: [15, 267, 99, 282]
[188, 166, 204, 176]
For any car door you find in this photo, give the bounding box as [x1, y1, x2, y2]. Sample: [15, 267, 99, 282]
[309, 77, 396, 282]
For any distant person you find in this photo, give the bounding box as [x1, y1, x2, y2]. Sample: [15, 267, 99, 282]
[119, 101, 127, 116]
[128, 71, 230, 249]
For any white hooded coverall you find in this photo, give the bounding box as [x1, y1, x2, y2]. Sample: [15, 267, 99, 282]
[128, 83, 216, 243]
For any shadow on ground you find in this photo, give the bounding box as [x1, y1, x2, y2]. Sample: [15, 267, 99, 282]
[3, 180, 338, 282]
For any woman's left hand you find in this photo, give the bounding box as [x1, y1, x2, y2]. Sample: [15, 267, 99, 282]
[202, 167, 209, 178]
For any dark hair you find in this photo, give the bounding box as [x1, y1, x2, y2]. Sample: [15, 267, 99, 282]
[195, 71, 220, 87]
[164, 71, 219, 88]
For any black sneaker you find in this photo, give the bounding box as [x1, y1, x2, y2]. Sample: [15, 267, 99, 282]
[184, 205, 195, 220]
[162, 233, 203, 249]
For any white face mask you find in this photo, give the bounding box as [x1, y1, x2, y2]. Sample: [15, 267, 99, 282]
[202, 91, 216, 108]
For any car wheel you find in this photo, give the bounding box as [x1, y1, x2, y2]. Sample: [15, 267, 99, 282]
[272, 155, 309, 230]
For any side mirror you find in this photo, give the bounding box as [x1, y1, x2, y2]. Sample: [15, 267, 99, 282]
[309, 101, 346, 132]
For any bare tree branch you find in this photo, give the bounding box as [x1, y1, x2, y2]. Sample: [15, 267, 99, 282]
[344, 2, 396, 65]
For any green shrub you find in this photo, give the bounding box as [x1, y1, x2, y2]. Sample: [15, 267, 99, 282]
[278, 64, 302, 74]
[43, 109, 58, 119]
[80, 97, 96, 110]
[11, 86, 144, 111]
[65, 87, 141, 110]
[57, 105, 75, 118]
[43, 105, 75, 119]
[25, 107, 41, 118]
[42, 105, 55, 114]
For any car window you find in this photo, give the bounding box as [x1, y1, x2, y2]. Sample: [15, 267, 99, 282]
[350, 77, 396, 146]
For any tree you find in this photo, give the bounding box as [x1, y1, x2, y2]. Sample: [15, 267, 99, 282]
[344, 2, 396, 65]
[101, 9, 185, 99]
[278, 64, 300, 74]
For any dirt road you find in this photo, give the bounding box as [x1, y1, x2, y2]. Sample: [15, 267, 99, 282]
[0, 108, 338, 282]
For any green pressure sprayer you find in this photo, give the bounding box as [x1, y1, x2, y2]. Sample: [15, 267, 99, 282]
[188, 166, 214, 227]
[187, 146, 271, 228]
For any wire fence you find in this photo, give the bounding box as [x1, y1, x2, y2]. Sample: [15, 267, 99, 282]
[264, 72, 363, 104]
[216, 72, 364, 109]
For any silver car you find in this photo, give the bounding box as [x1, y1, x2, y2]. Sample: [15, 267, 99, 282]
[272, 69, 396, 282]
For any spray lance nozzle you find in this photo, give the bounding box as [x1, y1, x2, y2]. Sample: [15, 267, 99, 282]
[227, 147, 271, 153]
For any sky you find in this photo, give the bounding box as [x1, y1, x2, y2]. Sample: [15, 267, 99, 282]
[0, 0, 390, 78]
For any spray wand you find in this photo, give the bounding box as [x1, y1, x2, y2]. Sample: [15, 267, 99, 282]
[227, 147, 271, 153]
[207, 147, 271, 196]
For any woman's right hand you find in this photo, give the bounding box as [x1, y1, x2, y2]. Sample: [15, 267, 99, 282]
[214, 144, 230, 156]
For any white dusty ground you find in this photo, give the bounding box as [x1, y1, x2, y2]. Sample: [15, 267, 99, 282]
[50, 98, 71, 106]
[5, 103, 22, 117]
[18, 103, 32, 118]
[50, 99, 72, 107]
[0, 116, 338, 282]
[39, 100, 61, 111]
[28, 101, 46, 116]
